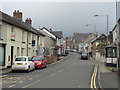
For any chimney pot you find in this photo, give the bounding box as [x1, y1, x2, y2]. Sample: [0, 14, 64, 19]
[13, 10, 22, 20]
[25, 18, 32, 25]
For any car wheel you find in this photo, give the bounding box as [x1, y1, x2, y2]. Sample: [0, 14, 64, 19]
[44, 65, 47, 68]
[12, 70, 15, 72]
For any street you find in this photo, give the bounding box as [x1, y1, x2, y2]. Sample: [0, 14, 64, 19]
[0, 2, 120, 89]
[1, 52, 96, 88]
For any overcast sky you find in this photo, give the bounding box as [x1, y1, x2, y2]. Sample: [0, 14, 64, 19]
[1, 2, 117, 37]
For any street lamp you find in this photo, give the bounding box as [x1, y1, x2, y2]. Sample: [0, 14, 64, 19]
[85, 24, 96, 36]
[94, 14, 109, 46]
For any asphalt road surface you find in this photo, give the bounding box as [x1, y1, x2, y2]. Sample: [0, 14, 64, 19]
[1, 52, 96, 88]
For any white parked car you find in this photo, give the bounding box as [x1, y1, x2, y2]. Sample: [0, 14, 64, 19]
[12, 56, 35, 72]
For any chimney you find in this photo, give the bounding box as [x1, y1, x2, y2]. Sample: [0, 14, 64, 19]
[13, 10, 22, 20]
[49, 28, 52, 32]
[25, 18, 32, 25]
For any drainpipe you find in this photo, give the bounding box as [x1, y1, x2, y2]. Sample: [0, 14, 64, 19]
[27, 33, 29, 56]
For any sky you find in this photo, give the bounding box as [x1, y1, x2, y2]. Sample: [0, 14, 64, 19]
[1, 1, 117, 37]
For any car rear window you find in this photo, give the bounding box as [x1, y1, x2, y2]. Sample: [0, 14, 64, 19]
[15, 58, 26, 61]
[31, 57, 45, 61]
[82, 54, 87, 56]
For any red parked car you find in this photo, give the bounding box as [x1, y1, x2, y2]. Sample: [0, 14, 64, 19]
[31, 56, 47, 69]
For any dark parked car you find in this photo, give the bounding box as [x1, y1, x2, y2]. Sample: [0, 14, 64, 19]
[79, 51, 82, 54]
[81, 53, 88, 60]
[65, 50, 69, 54]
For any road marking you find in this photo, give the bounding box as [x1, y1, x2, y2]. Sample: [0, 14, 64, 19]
[4, 81, 17, 84]
[78, 85, 81, 88]
[98, 66, 104, 90]
[19, 81, 25, 83]
[16, 77, 21, 80]
[58, 69, 64, 73]
[47, 73, 56, 78]
[0, 75, 8, 78]
[22, 80, 41, 88]
[9, 84, 16, 88]
[93, 66, 97, 89]
[3, 76, 18, 80]
[90, 65, 96, 89]
[2, 81, 7, 83]
[11, 81, 17, 83]
[0, 81, 8, 84]
[29, 78, 33, 80]
[90, 65, 99, 90]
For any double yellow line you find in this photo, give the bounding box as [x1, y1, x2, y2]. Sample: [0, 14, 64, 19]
[0, 75, 8, 78]
[90, 65, 98, 90]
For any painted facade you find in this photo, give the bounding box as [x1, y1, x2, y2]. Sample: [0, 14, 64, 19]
[0, 11, 45, 68]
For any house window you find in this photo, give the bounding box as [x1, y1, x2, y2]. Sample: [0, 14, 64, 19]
[11, 26, 16, 41]
[21, 48, 24, 56]
[28, 48, 31, 56]
[22, 31, 25, 43]
[32, 34, 36, 46]
[28, 33, 31, 44]
[17, 47, 20, 56]
[32, 34, 35, 40]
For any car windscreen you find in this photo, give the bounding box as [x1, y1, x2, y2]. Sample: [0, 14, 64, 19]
[82, 54, 87, 56]
[31, 57, 45, 61]
[15, 58, 26, 61]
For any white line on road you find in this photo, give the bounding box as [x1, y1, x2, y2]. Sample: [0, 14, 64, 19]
[22, 80, 41, 88]
[9, 84, 16, 88]
[58, 69, 64, 73]
[19, 81, 25, 83]
[47, 73, 56, 78]
[0, 75, 8, 78]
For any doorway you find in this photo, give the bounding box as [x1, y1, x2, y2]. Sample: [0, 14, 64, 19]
[0, 44, 5, 66]
[11, 46, 14, 66]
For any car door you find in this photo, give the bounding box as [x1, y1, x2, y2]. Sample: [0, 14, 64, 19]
[28, 57, 34, 70]
[43, 57, 47, 66]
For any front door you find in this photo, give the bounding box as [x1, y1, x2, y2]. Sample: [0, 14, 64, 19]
[11, 46, 14, 66]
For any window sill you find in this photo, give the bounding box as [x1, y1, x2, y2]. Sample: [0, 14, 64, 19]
[11, 39, 15, 41]
[22, 42, 26, 43]
[0, 38, 3, 40]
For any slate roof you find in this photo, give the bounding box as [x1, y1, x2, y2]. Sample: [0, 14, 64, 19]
[106, 43, 117, 48]
[73, 33, 89, 44]
[52, 31, 63, 39]
[39, 28, 56, 41]
[65, 37, 73, 42]
[91, 34, 107, 43]
[0, 11, 45, 36]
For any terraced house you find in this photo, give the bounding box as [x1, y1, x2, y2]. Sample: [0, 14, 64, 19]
[0, 10, 45, 69]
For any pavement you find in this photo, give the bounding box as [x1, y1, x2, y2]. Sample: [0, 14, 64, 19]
[90, 57, 119, 89]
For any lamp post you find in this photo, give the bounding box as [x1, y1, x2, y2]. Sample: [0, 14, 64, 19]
[85, 24, 96, 35]
[94, 14, 109, 46]
[116, 0, 120, 72]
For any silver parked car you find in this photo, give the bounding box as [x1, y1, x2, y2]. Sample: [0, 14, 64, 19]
[12, 56, 35, 72]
